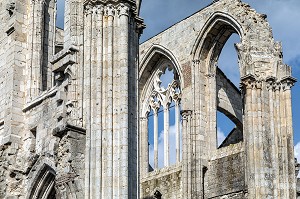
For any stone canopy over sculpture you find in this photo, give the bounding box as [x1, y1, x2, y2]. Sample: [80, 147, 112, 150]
[0, 0, 298, 198]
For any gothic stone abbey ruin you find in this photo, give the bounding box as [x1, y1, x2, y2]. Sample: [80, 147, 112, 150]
[0, 0, 299, 198]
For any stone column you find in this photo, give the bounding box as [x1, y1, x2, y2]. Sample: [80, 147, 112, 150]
[164, 104, 170, 167]
[140, 117, 149, 176]
[82, 1, 144, 198]
[153, 108, 159, 169]
[28, 0, 45, 99]
[181, 110, 192, 198]
[83, 3, 92, 199]
[241, 74, 297, 199]
[175, 99, 181, 163]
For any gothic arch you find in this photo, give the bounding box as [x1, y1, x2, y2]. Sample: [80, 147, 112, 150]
[192, 2, 282, 79]
[139, 44, 183, 116]
[139, 44, 183, 175]
[27, 163, 57, 199]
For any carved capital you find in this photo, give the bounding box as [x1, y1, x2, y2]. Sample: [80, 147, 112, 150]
[181, 110, 192, 120]
[117, 3, 130, 17]
[105, 4, 115, 17]
[84, 3, 93, 15]
[31, 0, 46, 4]
[266, 76, 276, 91]
[280, 76, 297, 91]
[240, 74, 256, 90]
[95, 5, 104, 15]
[273, 82, 281, 91]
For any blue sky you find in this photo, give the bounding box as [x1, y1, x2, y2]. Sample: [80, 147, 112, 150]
[140, 0, 300, 162]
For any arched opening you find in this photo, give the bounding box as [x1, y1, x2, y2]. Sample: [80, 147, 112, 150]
[146, 64, 182, 169]
[28, 165, 56, 199]
[193, 13, 244, 150]
[139, 46, 183, 175]
[216, 33, 243, 148]
[54, 0, 65, 53]
[217, 33, 240, 87]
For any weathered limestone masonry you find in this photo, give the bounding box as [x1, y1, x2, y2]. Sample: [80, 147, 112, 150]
[0, 0, 144, 198]
[139, 0, 299, 198]
[0, 0, 299, 198]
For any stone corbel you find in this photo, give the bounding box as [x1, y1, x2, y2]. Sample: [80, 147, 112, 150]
[51, 46, 79, 74]
[52, 123, 86, 138]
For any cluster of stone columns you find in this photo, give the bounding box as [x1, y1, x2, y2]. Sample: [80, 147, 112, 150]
[82, 2, 141, 198]
[241, 74, 296, 199]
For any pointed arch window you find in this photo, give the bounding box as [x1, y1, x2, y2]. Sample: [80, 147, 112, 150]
[144, 59, 182, 171]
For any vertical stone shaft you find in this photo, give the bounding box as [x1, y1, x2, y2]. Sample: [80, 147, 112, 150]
[164, 105, 169, 167]
[83, 2, 142, 198]
[90, 6, 98, 198]
[140, 117, 148, 175]
[182, 110, 192, 198]
[118, 5, 129, 197]
[154, 109, 158, 169]
[105, 6, 114, 198]
[175, 100, 180, 163]
[267, 82, 279, 197]
[243, 78, 255, 198]
[29, 0, 45, 99]
[95, 5, 104, 199]
[112, 6, 120, 198]
[83, 5, 92, 199]
[283, 78, 296, 198]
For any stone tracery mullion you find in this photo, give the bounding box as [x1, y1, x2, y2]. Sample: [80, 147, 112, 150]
[147, 65, 181, 169]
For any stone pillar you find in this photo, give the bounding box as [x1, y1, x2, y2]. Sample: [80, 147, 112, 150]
[82, 1, 144, 198]
[241, 74, 297, 199]
[175, 99, 181, 163]
[153, 108, 159, 169]
[181, 110, 192, 198]
[28, 0, 45, 99]
[140, 117, 148, 176]
[164, 104, 169, 167]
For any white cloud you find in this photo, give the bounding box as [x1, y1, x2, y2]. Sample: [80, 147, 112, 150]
[149, 124, 180, 169]
[217, 127, 226, 147]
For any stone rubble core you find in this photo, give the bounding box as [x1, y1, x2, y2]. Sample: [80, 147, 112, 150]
[0, 0, 298, 198]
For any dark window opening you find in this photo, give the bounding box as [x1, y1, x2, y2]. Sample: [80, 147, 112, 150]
[55, 0, 65, 54]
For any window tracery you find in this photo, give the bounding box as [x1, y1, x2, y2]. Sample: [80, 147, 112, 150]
[145, 60, 182, 170]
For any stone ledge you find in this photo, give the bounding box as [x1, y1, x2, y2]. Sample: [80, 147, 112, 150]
[53, 122, 86, 138]
[0, 134, 21, 146]
[211, 142, 243, 160]
[141, 163, 182, 182]
[50, 45, 79, 73]
[23, 86, 58, 112]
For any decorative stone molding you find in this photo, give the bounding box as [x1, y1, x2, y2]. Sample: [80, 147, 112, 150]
[105, 4, 115, 16]
[52, 123, 86, 138]
[118, 3, 130, 16]
[181, 110, 192, 120]
[281, 76, 297, 91]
